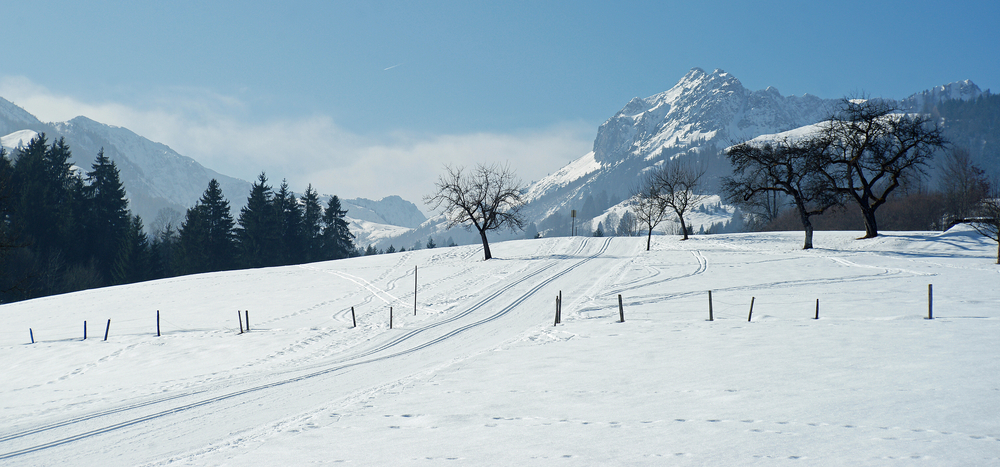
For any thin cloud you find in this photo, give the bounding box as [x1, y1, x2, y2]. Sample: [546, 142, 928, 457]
[0, 76, 594, 209]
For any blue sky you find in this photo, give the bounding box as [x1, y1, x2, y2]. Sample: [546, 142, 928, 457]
[3, 0, 997, 205]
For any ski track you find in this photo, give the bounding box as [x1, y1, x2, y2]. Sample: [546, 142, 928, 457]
[0, 238, 614, 462]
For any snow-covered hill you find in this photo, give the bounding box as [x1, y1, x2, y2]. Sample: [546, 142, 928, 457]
[0, 228, 997, 465]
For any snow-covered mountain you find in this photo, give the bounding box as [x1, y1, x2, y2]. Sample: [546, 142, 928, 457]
[899, 79, 987, 112]
[0, 97, 251, 226]
[517, 68, 991, 237]
[341, 196, 426, 229]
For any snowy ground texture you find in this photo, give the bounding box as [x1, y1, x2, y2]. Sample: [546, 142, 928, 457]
[1, 228, 998, 466]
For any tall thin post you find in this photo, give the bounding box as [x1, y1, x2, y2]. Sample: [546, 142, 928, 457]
[30, 328, 34, 344]
[389, 307, 393, 329]
[556, 290, 562, 323]
[238, 310, 244, 334]
[414, 266, 418, 316]
[157, 310, 161, 337]
[245, 310, 250, 331]
[748, 297, 755, 322]
[104, 319, 111, 341]
[708, 290, 714, 321]
[84, 321, 87, 340]
[814, 299, 819, 320]
[552, 295, 559, 326]
[927, 284, 933, 319]
[351, 306, 357, 328]
[618, 294, 625, 323]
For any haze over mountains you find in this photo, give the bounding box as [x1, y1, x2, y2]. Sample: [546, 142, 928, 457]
[1, 68, 993, 249]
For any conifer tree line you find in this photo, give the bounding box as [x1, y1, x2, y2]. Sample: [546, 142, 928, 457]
[0, 134, 356, 303]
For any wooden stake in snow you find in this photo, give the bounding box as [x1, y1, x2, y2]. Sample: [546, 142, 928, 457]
[245, 310, 250, 331]
[238, 310, 244, 334]
[351, 306, 357, 328]
[30, 328, 34, 344]
[552, 295, 559, 326]
[84, 320, 87, 340]
[618, 294, 625, 323]
[927, 284, 933, 319]
[708, 290, 714, 321]
[157, 310, 161, 337]
[814, 299, 820, 320]
[390, 306, 393, 329]
[558, 291, 562, 324]
[414, 266, 418, 316]
[748, 297, 755, 322]
[104, 319, 111, 341]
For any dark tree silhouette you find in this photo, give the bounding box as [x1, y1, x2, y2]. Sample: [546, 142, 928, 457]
[725, 137, 839, 249]
[424, 163, 525, 260]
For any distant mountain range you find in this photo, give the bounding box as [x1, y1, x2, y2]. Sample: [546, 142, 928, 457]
[2, 68, 993, 248]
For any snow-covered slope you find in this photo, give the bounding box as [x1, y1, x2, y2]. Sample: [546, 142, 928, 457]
[1, 229, 999, 465]
[342, 195, 427, 229]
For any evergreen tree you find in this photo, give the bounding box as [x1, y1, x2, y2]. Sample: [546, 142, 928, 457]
[321, 195, 355, 260]
[237, 173, 279, 267]
[386, 244, 396, 254]
[12, 134, 76, 257]
[178, 179, 236, 274]
[593, 222, 604, 237]
[112, 215, 151, 284]
[274, 179, 305, 265]
[301, 185, 323, 262]
[426, 236, 436, 249]
[85, 149, 130, 282]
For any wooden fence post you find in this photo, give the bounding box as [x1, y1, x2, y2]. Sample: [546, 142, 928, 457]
[390, 306, 393, 329]
[84, 320, 87, 340]
[351, 306, 357, 328]
[157, 310, 161, 337]
[552, 295, 559, 326]
[618, 294, 624, 323]
[414, 266, 418, 316]
[30, 328, 34, 344]
[238, 310, 244, 334]
[245, 310, 250, 331]
[927, 284, 933, 319]
[104, 319, 111, 341]
[747, 297, 755, 322]
[814, 299, 819, 320]
[558, 291, 562, 324]
[708, 291, 714, 321]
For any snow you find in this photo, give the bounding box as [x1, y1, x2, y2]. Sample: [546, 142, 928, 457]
[1, 129, 39, 151]
[1, 228, 999, 465]
[523, 151, 602, 202]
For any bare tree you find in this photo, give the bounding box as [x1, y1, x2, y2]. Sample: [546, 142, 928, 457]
[424, 163, 526, 260]
[650, 161, 707, 241]
[969, 186, 1000, 264]
[940, 147, 990, 222]
[632, 173, 668, 251]
[724, 137, 839, 249]
[818, 98, 948, 238]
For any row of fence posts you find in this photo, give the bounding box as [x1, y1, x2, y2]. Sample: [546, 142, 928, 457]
[552, 284, 937, 326]
[707, 284, 935, 321]
[23, 280, 938, 344]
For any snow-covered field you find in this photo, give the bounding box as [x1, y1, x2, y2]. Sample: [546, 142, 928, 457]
[1, 228, 998, 465]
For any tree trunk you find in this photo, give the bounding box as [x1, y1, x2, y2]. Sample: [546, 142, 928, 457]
[679, 216, 689, 240]
[479, 229, 493, 260]
[796, 201, 814, 249]
[802, 221, 814, 250]
[859, 207, 879, 239]
[646, 229, 653, 251]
